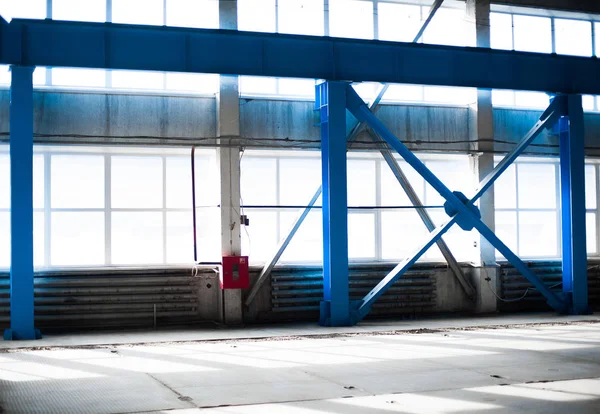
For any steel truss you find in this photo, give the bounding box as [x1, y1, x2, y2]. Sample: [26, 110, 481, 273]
[317, 81, 589, 326]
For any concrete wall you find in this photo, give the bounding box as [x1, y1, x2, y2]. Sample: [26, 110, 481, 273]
[3, 91, 599, 156]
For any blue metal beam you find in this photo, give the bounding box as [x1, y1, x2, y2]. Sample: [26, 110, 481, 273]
[4, 66, 41, 341]
[560, 96, 590, 315]
[3, 19, 600, 94]
[318, 82, 352, 327]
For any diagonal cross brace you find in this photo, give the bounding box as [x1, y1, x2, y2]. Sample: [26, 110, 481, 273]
[345, 85, 567, 321]
[244, 1, 449, 307]
[368, 131, 476, 300]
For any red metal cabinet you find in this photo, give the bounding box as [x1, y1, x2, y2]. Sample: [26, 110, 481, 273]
[220, 256, 249, 289]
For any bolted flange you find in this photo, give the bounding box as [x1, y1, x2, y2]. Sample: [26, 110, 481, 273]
[443, 191, 481, 231]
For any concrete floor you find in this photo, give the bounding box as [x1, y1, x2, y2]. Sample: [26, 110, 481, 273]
[0, 314, 599, 413]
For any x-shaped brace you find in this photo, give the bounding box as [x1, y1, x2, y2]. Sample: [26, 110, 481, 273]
[344, 84, 568, 322]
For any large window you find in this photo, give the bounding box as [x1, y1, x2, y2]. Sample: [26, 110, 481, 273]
[494, 158, 598, 259]
[53, 0, 106, 22]
[240, 150, 474, 264]
[490, 12, 599, 110]
[0, 146, 220, 269]
[329, 0, 374, 40]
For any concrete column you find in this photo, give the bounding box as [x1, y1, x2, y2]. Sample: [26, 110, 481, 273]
[217, 0, 243, 325]
[467, 0, 497, 313]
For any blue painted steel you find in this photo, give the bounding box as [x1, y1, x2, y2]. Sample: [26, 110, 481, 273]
[3, 19, 600, 94]
[343, 84, 566, 317]
[318, 82, 351, 327]
[4, 66, 41, 341]
[559, 96, 590, 314]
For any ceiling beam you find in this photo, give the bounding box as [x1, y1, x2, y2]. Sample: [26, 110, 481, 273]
[2, 19, 600, 95]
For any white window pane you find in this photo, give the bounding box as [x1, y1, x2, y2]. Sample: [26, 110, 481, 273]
[166, 156, 191, 209]
[166, 0, 218, 29]
[279, 0, 324, 36]
[381, 210, 428, 261]
[51, 212, 105, 266]
[195, 153, 220, 207]
[34, 212, 44, 267]
[280, 210, 322, 262]
[52, 68, 106, 88]
[348, 159, 376, 206]
[352, 82, 379, 103]
[112, 70, 164, 90]
[492, 90, 515, 107]
[51, 155, 104, 208]
[238, 0, 276, 33]
[555, 19, 592, 57]
[241, 210, 278, 263]
[517, 163, 556, 209]
[329, 0, 374, 40]
[166, 211, 193, 264]
[33, 67, 46, 86]
[380, 159, 424, 207]
[494, 164, 517, 209]
[112, 212, 163, 264]
[383, 84, 424, 102]
[514, 91, 550, 109]
[424, 86, 476, 105]
[596, 23, 600, 57]
[587, 212, 597, 255]
[279, 157, 321, 205]
[33, 154, 44, 209]
[166, 209, 220, 264]
[6, 0, 46, 19]
[583, 95, 596, 111]
[241, 157, 277, 205]
[0, 211, 10, 269]
[0, 66, 41, 86]
[348, 213, 375, 259]
[278, 78, 315, 97]
[0, 213, 10, 267]
[0, 153, 9, 209]
[112, 0, 163, 25]
[513, 15, 552, 54]
[165, 73, 219, 95]
[423, 8, 474, 47]
[0, 153, 43, 209]
[428, 210, 475, 261]
[378, 3, 421, 42]
[495, 211, 518, 258]
[0, 65, 9, 84]
[490, 13, 513, 50]
[112, 156, 163, 208]
[53, 0, 106, 22]
[239, 76, 277, 96]
[425, 159, 472, 207]
[166, 153, 218, 210]
[195, 207, 221, 261]
[586, 165, 596, 209]
[519, 211, 557, 257]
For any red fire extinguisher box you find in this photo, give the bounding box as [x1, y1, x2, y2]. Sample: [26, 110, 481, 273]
[220, 256, 250, 289]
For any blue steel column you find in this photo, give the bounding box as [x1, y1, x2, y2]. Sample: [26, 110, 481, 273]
[559, 95, 590, 315]
[318, 82, 351, 327]
[4, 66, 41, 340]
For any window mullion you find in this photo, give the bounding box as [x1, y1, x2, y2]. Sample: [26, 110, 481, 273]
[44, 153, 52, 267]
[375, 159, 382, 261]
[104, 154, 112, 265]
